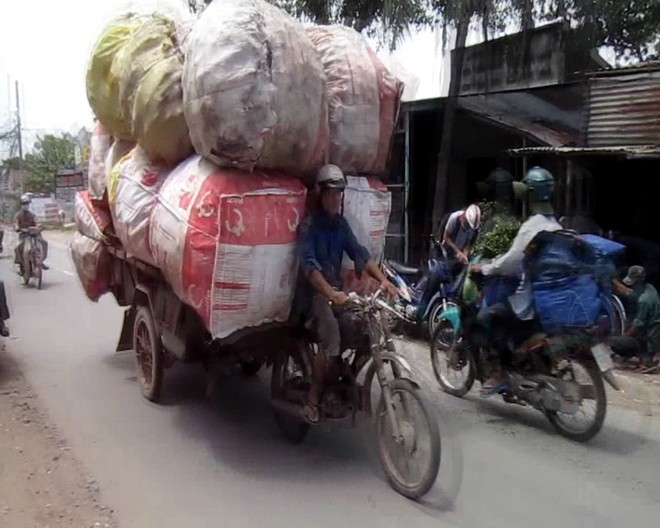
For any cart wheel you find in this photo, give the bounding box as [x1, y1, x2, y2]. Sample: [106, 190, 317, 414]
[133, 305, 164, 403]
[240, 358, 263, 377]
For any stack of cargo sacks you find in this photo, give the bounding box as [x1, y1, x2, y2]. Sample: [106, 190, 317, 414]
[73, 0, 399, 336]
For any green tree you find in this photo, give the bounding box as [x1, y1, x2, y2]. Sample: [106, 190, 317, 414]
[23, 134, 76, 194]
[540, 0, 660, 62]
[0, 157, 21, 170]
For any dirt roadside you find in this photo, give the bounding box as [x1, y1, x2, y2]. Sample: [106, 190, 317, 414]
[0, 349, 117, 528]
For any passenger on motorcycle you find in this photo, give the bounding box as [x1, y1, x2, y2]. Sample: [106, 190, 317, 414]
[471, 167, 562, 396]
[414, 203, 481, 320]
[14, 195, 49, 271]
[298, 164, 398, 423]
[441, 204, 481, 265]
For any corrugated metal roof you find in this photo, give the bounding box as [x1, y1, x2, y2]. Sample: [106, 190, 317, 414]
[507, 144, 660, 159]
[588, 68, 660, 147]
[587, 61, 660, 77]
[401, 83, 586, 147]
[457, 89, 583, 146]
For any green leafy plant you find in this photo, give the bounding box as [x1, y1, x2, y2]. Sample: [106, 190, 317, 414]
[473, 201, 521, 258]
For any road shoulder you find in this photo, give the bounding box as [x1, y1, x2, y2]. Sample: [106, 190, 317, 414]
[0, 347, 117, 527]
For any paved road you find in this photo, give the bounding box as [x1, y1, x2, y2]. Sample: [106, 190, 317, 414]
[2, 232, 659, 528]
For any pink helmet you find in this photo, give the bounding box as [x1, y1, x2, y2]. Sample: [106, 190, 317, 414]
[465, 204, 481, 229]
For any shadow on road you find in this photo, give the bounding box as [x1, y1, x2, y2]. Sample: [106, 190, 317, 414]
[162, 364, 460, 513]
[99, 346, 464, 514]
[465, 391, 656, 455]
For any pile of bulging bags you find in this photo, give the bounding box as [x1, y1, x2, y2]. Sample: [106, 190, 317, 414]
[73, 0, 398, 339]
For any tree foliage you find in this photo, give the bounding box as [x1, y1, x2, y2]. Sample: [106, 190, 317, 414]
[188, 0, 429, 49]
[0, 157, 21, 171]
[540, 0, 660, 62]
[187, 1, 659, 61]
[23, 134, 76, 194]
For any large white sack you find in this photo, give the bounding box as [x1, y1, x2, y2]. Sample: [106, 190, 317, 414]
[74, 191, 112, 242]
[108, 146, 171, 266]
[70, 232, 112, 302]
[183, 0, 328, 175]
[88, 122, 112, 200]
[150, 156, 306, 338]
[341, 176, 391, 293]
[378, 53, 420, 102]
[305, 25, 403, 175]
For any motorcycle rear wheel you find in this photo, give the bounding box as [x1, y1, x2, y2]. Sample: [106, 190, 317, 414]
[546, 359, 606, 442]
[22, 262, 30, 286]
[430, 322, 474, 397]
[271, 343, 310, 444]
[377, 379, 440, 499]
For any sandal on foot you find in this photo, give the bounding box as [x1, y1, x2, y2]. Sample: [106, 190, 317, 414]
[480, 381, 509, 398]
[303, 403, 320, 424]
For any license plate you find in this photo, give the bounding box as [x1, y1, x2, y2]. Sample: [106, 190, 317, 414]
[591, 343, 614, 373]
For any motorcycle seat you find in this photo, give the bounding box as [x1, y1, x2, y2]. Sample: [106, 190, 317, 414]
[386, 260, 420, 276]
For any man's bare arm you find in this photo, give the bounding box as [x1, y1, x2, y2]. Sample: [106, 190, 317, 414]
[365, 260, 398, 298]
[308, 269, 347, 305]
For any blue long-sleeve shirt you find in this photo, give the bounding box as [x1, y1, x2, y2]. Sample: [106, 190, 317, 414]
[299, 211, 371, 290]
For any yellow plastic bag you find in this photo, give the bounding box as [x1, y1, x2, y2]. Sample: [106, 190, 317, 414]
[86, 14, 142, 140]
[107, 150, 133, 207]
[116, 14, 191, 165]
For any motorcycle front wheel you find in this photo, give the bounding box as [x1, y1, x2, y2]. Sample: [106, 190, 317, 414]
[430, 321, 474, 397]
[546, 359, 606, 442]
[377, 379, 440, 499]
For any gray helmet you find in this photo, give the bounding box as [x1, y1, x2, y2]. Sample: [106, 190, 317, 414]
[20, 194, 31, 205]
[523, 166, 554, 201]
[486, 167, 513, 186]
[316, 164, 346, 191]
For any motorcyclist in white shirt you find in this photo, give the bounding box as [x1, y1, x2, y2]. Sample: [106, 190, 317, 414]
[471, 167, 562, 396]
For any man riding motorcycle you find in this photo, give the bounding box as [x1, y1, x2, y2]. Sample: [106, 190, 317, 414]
[297, 164, 398, 423]
[471, 167, 562, 396]
[14, 195, 49, 271]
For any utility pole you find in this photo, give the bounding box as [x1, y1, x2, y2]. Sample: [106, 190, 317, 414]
[15, 81, 23, 162]
[15, 80, 23, 195]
